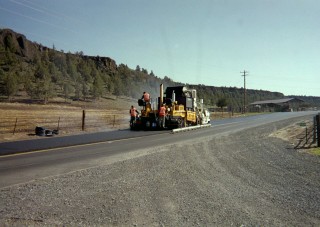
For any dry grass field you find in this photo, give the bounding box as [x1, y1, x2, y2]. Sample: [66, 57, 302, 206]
[0, 96, 137, 142]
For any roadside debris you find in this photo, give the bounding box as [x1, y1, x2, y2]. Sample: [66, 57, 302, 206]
[35, 126, 59, 137]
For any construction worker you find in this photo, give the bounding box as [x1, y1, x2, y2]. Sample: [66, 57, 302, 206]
[142, 91, 150, 103]
[159, 103, 166, 128]
[130, 105, 139, 126]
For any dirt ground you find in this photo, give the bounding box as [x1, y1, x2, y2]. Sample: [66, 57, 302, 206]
[270, 119, 316, 149]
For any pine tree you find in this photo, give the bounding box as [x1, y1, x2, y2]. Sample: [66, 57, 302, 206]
[216, 97, 228, 116]
[3, 72, 18, 100]
[92, 73, 104, 99]
[31, 62, 55, 104]
[63, 81, 74, 102]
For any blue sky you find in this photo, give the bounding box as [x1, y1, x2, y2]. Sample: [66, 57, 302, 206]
[0, 0, 319, 96]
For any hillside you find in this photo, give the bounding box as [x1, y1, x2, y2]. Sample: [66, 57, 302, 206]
[1, 28, 319, 110]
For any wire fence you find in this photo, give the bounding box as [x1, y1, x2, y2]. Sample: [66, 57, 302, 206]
[295, 113, 320, 149]
[0, 110, 129, 137]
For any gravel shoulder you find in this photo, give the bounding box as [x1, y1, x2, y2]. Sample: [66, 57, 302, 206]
[0, 117, 319, 226]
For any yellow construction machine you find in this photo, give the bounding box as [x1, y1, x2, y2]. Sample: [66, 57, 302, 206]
[130, 84, 210, 130]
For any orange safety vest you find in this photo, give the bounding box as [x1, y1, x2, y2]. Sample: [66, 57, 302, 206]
[143, 92, 150, 102]
[159, 106, 166, 116]
[130, 108, 137, 117]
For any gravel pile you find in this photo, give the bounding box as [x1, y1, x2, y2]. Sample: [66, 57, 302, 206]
[0, 118, 319, 226]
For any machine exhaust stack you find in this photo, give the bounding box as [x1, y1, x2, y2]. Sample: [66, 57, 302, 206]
[172, 91, 176, 103]
[160, 84, 164, 107]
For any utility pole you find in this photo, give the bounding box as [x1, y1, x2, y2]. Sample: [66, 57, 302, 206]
[240, 70, 248, 113]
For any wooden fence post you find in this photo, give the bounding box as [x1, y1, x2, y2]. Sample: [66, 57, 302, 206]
[305, 127, 308, 144]
[82, 110, 86, 131]
[316, 114, 320, 147]
[13, 118, 18, 135]
[57, 117, 60, 131]
[314, 116, 317, 143]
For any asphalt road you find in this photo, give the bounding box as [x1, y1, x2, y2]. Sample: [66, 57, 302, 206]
[0, 111, 317, 188]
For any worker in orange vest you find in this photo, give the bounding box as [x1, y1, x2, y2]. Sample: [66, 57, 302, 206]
[159, 104, 166, 128]
[129, 105, 139, 126]
[142, 91, 150, 104]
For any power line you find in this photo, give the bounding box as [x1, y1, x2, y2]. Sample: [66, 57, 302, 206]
[0, 6, 76, 33]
